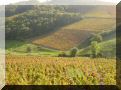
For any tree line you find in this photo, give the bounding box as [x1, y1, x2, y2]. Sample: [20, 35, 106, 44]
[6, 5, 81, 40]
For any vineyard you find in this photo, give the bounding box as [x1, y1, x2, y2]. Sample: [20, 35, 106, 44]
[5, 5, 118, 87]
[33, 30, 91, 50]
[6, 55, 116, 85]
[63, 18, 115, 32]
[32, 18, 115, 50]
[84, 6, 116, 17]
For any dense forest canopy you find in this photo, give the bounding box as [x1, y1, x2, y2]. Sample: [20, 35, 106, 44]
[5, 5, 83, 40]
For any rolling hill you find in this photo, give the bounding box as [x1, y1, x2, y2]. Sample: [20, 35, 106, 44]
[31, 5, 115, 50]
[6, 5, 82, 40]
[6, 5, 116, 53]
[32, 17, 115, 50]
[43, 0, 114, 5]
[32, 29, 91, 50]
[78, 38, 116, 58]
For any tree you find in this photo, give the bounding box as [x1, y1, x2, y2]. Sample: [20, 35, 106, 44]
[90, 41, 100, 58]
[58, 52, 67, 57]
[70, 47, 78, 57]
[26, 46, 31, 53]
[6, 5, 81, 40]
[91, 34, 103, 43]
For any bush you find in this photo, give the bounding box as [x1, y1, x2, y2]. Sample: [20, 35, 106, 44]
[91, 34, 103, 43]
[37, 46, 42, 51]
[26, 46, 31, 53]
[58, 52, 67, 57]
[90, 41, 100, 58]
[70, 47, 78, 57]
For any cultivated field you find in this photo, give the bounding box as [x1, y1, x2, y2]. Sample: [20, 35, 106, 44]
[6, 55, 116, 85]
[63, 18, 115, 31]
[33, 18, 115, 50]
[33, 30, 91, 50]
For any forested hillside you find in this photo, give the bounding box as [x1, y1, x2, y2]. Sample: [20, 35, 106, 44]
[6, 5, 82, 40]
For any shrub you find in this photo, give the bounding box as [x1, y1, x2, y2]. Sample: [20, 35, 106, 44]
[70, 47, 78, 57]
[91, 34, 103, 43]
[26, 46, 31, 53]
[90, 41, 100, 58]
[58, 52, 67, 57]
[37, 46, 42, 51]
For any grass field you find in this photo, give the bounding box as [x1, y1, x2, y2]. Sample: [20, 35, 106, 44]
[78, 39, 116, 57]
[6, 40, 60, 56]
[6, 55, 116, 85]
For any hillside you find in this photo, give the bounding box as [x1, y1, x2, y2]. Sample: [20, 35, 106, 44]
[78, 29, 116, 58]
[6, 5, 116, 53]
[32, 18, 115, 50]
[6, 5, 82, 40]
[31, 6, 115, 50]
[44, 0, 114, 5]
[5, 2, 117, 87]
[33, 29, 91, 50]
[6, 40, 60, 56]
[5, 5, 34, 17]
[84, 6, 116, 17]
[78, 39, 116, 58]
